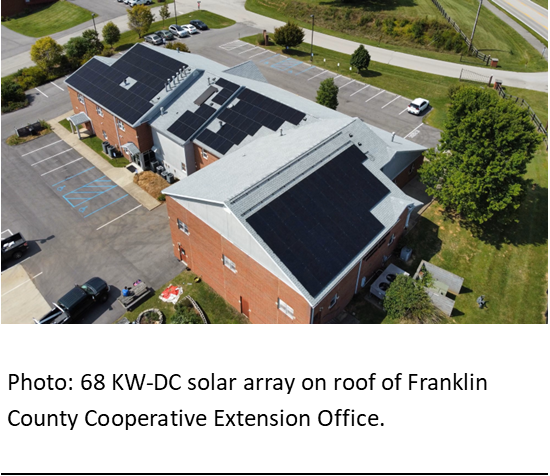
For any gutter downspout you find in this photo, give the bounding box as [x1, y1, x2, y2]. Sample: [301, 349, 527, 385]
[113, 116, 123, 151]
[405, 203, 415, 229]
[354, 258, 363, 294]
[310, 306, 314, 324]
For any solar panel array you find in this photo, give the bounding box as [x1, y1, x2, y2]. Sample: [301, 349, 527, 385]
[167, 104, 216, 141]
[66, 45, 186, 124]
[246, 145, 390, 297]
[196, 81, 307, 156]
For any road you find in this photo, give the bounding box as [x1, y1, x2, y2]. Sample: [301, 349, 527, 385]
[1, 0, 547, 92]
[492, 0, 548, 40]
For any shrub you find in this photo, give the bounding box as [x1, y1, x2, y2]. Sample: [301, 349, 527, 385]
[350, 44, 371, 72]
[157, 193, 166, 201]
[374, 18, 382, 27]
[6, 135, 24, 146]
[173, 300, 203, 324]
[316, 77, 339, 110]
[39, 120, 52, 131]
[165, 42, 190, 52]
[16, 66, 48, 91]
[1, 78, 26, 105]
[256, 32, 266, 45]
[411, 19, 425, 40]
[273, 21, 305, 49]
[358, 14, 373, 27]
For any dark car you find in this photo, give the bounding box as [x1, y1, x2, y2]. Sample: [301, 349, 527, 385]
[189, 20, 208, 30]
[1, 232, 28, 262]
[155, 30, 175, 41]
[34, 277, 110, 324]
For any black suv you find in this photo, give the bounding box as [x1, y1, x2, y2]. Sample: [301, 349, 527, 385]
[189, 20, 208, 30]
[35, 277, 110, 324]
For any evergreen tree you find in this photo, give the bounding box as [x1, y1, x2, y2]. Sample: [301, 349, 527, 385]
[316, 77, 339, 110]
[273, 21, 305, 49]
[350, 44, 371, 72]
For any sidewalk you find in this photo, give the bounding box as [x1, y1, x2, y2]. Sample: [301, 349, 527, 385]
[51, 112, 161, 211]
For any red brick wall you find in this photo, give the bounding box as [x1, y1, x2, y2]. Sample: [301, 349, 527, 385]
[393, 155, 424, 188]
[166, 197, 311, 324]
[2, 0, 56, 17]
[193, 143, 220, 171]
[68, 87, 153, 155]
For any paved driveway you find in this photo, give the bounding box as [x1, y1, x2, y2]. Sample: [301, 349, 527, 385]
[1, 134, 183, 324]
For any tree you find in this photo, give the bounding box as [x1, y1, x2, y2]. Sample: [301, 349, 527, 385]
[81, 29, 104, 57]
[1, 78, 26, 106]
[128, 5, 155, 38]
[350, 44, 371, 72]
[64, 36, 90, 64]
[103, 21, 121, 48]
[316, 77, 339, 110]
[159, 4, 171, 27]
[272, 21, 305, 49]
[383, 274, 444, 324]
[30, 37, 64, 71]
[419, 86, 542, 227]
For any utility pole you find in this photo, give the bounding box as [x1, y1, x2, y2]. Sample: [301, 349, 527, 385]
[469, 0, 482, 51]
[91, 13, 97, 34]
[310, 14, 314, 62]
[174, 0, 178, 25]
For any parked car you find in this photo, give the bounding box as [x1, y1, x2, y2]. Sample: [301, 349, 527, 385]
[144, 34, 163, 45]
[34, 277, 110, 324]
[407, 98, 429, 115]
[128, 0, 152, 5]
[181, 24, 198, 35]
[1, 232, 28, 262]
[189, 19, 208, 30]
[155, 30, 175, 41]
[169, 24, 190, 38]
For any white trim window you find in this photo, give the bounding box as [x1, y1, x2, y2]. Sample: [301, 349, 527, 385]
[77, 93, 85, 105]
[329, 293, 339, 309]
[177, 219, 189, 235]
[388, 233, 395, 246]
[223, 255, 237, 273]
[202, 149, 208, 159]
[117, 119, 125, 131]
[181, 161, 186, 171]
[278, 298, 295, 320]
[96, 106, 103, 117]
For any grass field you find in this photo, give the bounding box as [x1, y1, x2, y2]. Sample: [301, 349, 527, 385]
[114, 10, 235, 51]
[122, 270, 248, 324]
[530, 0, 548, 8]
[2, 1, 94, 37]
[245, 0, 547, 72]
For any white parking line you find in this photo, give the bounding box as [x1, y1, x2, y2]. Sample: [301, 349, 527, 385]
[1, 229, 13, 236]
[224, 43, 249, 51]
[219, 40, 240, 48]
[31, 149, 72, 166]
[350, 84, 370, 97]
[35, 87, 48, 98]
[41, 157, 83, 176]
[239, 46, 259, 55]
[2, 272, 43, 296]
[365, 90, 386, 103]
[381, 95, 401, 109]
[339, 79, 356, 89]
[308, 70, 330, 81]
[50, 82, 64, 91]
[248, 50, 270, 59]
[404, 123, 423, 139]
[96, 205, 142, 231]
[399, 107, 409, 115]
[21, 140, 63, 156]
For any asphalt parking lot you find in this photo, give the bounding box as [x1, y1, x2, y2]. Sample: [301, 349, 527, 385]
[1, 134, 182, 324]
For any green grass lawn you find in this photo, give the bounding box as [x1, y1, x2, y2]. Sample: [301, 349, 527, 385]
[530, 0, 548, 8]
[58, 119, 129, 167]
[245, 0, 547, 72]
[121, 270, 248, 324]
[114, 10, 235, 51]
[2, 1, 95, 37]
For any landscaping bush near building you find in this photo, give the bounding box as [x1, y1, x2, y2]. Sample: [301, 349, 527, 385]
[172, 299, 203, 324]
[1, 78, 28, 113]
[133, 171, 169, 200]
[165, 42, 190, 52]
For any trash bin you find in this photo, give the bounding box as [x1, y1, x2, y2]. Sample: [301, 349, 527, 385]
[490, 58, 499, 68]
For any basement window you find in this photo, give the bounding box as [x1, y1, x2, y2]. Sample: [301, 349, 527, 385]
[223, 255, 237, 273]
[329, 294, 339, 309]
[117, 119, 125, 131]
[96, 106, 103, 117]
[77, 93, 84, 105]
[278, 299, 295, 320]
[177, 219, 189, 235]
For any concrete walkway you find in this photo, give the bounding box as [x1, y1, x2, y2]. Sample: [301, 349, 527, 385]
[51, 112, 161, 211]
[1, 264, 50, 324]
[1, 0, 547, 91]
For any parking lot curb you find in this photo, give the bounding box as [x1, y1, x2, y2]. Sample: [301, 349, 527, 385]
[50, 112, 162, 212]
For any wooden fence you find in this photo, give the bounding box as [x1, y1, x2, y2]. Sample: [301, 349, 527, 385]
[431, 0, 492, 65]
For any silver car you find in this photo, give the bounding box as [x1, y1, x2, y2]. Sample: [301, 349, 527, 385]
[144, 34, 163, 46]
[169, 24, 190, 38]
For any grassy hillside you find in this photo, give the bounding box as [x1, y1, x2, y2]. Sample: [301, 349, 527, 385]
[245, 0, 548, 72]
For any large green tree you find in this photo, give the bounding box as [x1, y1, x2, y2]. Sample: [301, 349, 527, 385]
[30, 37, 64, 71]
[81, 29, 104, 57]
[419, 86, 541, 227]
[273, 21, 305, 49]
[102, 21, 121, 48]
[350, 44, 371, 72]
[64, 36, 90, 64]
[383, 274, 444, 324]
[316, 77, 339, 110]
[128, 5, 155, 38]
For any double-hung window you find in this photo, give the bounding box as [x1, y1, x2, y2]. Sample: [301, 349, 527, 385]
[223, 255, 237, 273]
[278, 299, 295, 320]
[177, 219, 189, 235]
[117, 119, 125, 131]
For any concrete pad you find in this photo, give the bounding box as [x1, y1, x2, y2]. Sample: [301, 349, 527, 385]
[50, 113, 161, 211]
[1, 265, 50, 324]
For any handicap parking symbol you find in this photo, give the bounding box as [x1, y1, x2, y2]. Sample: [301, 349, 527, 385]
[79, 206, 88, 213]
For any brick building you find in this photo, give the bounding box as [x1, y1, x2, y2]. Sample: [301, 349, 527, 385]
[65, 44, 426, 323]
[2, 0, 57, 18]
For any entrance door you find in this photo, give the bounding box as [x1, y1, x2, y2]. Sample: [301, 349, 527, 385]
[240, 296, 250, 318]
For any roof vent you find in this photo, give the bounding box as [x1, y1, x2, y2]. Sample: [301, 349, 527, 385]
[358, 142, 362, 147]
[280, 129, 283, 136]
[391, 132, 395, 142]
[349, 133, 353, 138]
[160, 107, 165, 115]
[219, 120, 224, 128]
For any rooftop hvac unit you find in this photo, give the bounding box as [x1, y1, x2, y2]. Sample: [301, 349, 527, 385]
[102, 141, 110, 154]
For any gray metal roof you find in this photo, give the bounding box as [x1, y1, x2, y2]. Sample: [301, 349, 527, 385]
[223, 61, 268, 83]
[68, 112, 91, 126]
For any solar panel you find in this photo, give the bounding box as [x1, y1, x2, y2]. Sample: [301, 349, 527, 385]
[246, 145, 390, 297]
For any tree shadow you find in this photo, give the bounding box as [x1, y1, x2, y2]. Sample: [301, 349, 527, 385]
[357, 69, 382, 79]
[401, 215, 443, 273]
